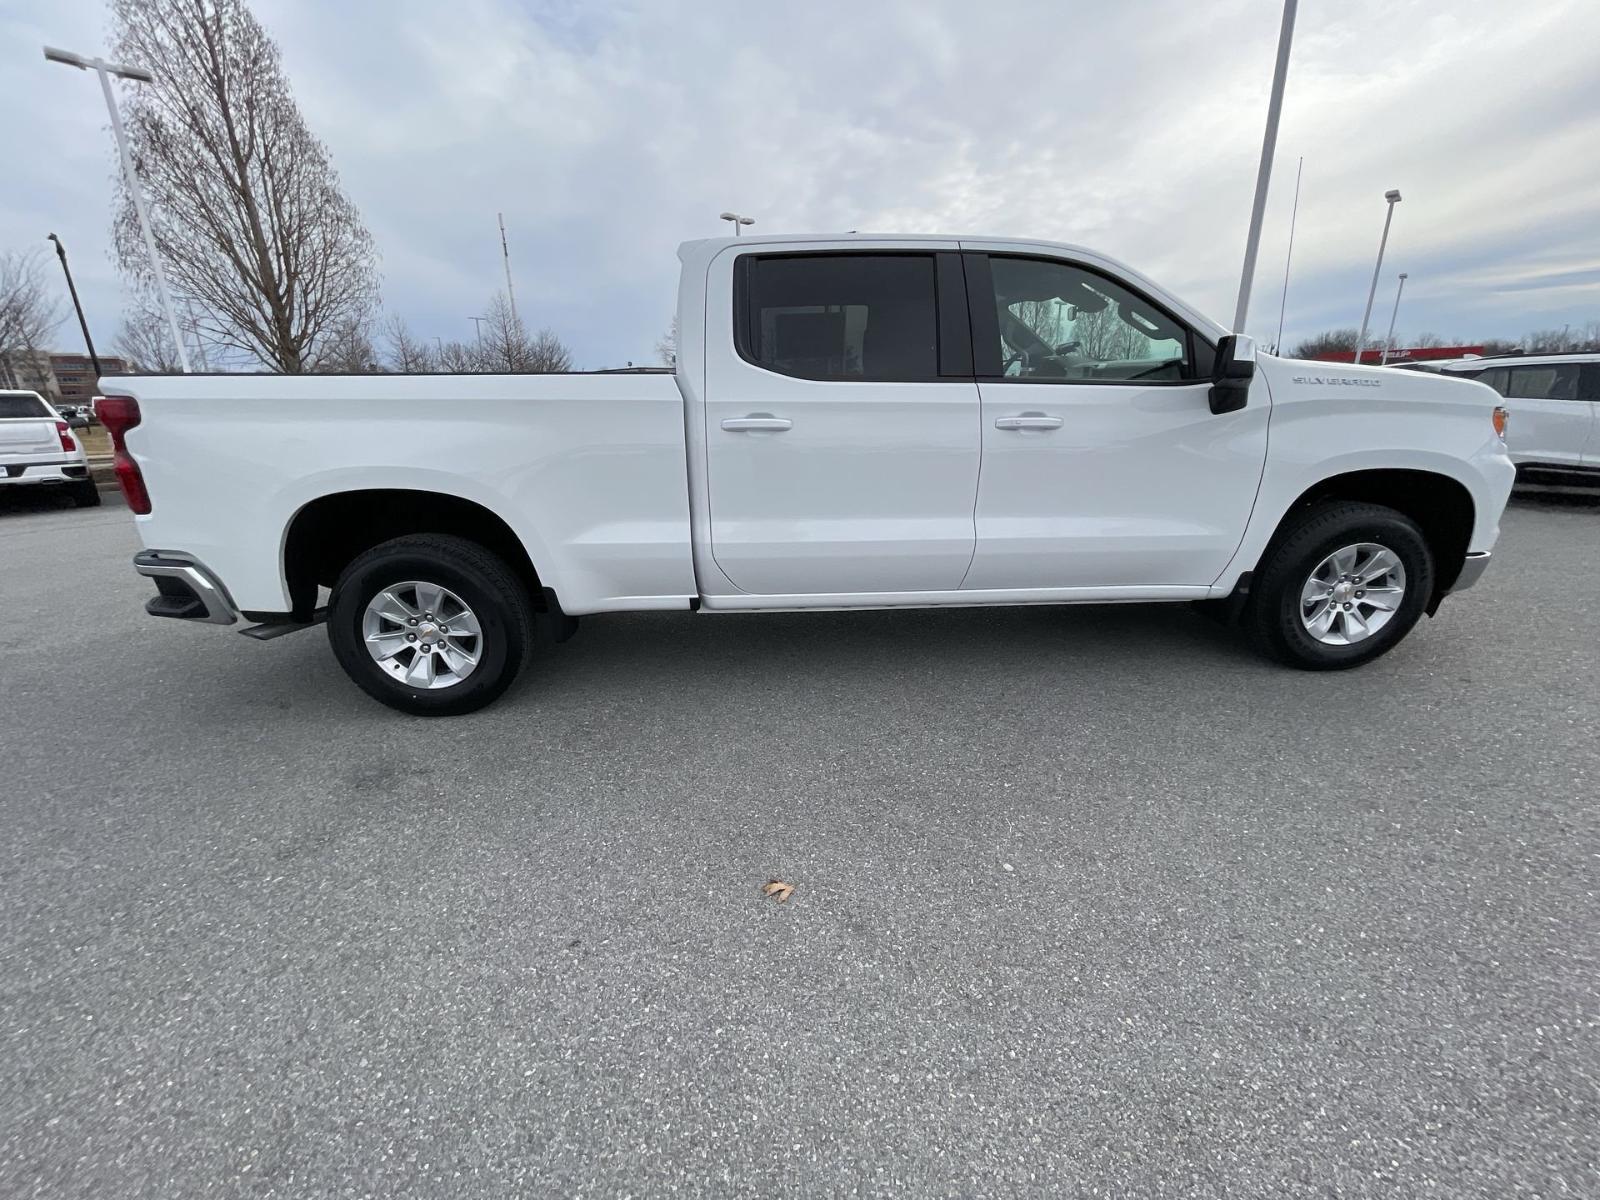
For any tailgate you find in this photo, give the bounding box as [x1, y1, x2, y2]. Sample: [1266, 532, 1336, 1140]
[0, 418, 59, 459]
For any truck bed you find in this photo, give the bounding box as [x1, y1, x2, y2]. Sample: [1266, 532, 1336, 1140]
[112, 372, 697, 615]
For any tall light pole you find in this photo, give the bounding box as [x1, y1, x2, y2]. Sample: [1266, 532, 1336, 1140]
[44, 45, 190, 374]
[46, 234, 102, 379]
[1232, 0, 1298, 333]
[470, 316, 487, 343]
[1379, 272, 1408, 366]
[719, 211, 756, 236]
[1353, 188, 1402, 366]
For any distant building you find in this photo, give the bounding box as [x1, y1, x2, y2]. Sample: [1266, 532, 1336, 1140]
[0, 349, 60, 402]
[48, 353, 130, 408]
[0, 350, 131, 407]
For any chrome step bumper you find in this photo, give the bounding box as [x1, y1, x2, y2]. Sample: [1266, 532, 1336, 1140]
[133, 551, 240, 625]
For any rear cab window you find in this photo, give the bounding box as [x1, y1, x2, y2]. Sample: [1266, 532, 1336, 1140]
[0, 393, 51, 419]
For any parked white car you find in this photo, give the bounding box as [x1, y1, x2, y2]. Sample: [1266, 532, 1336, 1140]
[1440, 354, 1600, 475]
[0, 389, 99, 507]
[101, 233, 1514, 714]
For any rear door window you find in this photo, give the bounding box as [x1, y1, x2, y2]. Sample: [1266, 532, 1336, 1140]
[1507, 365, 1581, 400]
[0, 394, 50, 419]
[737, 254, 940, 382]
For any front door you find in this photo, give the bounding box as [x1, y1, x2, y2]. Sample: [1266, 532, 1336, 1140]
[703, 250, 981, 596]
[960, 252, 1269, 590]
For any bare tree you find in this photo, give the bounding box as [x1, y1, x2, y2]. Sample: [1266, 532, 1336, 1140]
[110, 0, 378, 372]
[475, 292, 573, 373]
[526, 326, 573, 373]
[0, 250, 64, 389]
[383, 316, 435, 373]
[313, 317, 379, 372]
[656, 317, 677, 366]
[115, 300, 188, 372]
[1290, 329, 1360, 358]
[436, 339, 479, 374]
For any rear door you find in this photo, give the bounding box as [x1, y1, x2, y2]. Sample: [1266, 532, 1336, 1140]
[702, 248, 981, 595]
[0, 392, 59, 464]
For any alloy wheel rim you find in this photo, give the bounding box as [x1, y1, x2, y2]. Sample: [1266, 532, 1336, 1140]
[361, 580, 483, 689]
[1299, 542, 1407, 646]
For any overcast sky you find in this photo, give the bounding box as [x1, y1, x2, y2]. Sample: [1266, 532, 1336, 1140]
[4, 0, 1598, 368]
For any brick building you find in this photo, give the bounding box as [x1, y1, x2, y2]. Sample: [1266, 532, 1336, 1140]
[48, 353, 130, 407]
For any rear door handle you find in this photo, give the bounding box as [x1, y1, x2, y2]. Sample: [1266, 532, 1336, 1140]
[721, 416, 792, 432]
[995, 414, 1063, 431]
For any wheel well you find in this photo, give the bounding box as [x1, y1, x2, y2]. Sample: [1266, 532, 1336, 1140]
[282, 489, 546, 619]
[1269, 469, 1475, 595]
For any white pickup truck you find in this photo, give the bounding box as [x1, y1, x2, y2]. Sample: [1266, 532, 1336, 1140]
[103, 234, 1514, 715]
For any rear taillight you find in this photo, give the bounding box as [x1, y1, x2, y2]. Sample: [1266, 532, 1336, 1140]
[97, 394, 151, 514]
[1492, 406, 1509, 439]
[54, 420, 76, 453]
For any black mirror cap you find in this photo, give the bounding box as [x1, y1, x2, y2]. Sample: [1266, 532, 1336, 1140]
[1213, 334, 1257, 382]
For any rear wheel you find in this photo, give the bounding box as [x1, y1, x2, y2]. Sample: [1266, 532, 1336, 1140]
[328, 534, 535, 716]
[1245, 501, 1433, 670]
[71, 480, 101, 508]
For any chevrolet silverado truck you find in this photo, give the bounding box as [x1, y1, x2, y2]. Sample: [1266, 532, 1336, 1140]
[101, 234, 1514, 715]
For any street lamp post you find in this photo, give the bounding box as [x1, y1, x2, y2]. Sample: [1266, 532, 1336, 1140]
[1353, 189, 1402, 366]
[719, 211, 755, 236]
[46, 233, 102, 379]
[470, 316, 487, 343]
[1232, 0, 1298, 332]
[1379, 272, 1408, 366]
[44, 45, 190, 374]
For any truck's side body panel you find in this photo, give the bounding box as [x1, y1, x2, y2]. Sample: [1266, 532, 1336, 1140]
[1215, 358, 1515, 592]
[117, 373, 696, 614]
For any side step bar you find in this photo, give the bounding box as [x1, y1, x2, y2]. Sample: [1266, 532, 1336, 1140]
[240, 608, 328, 640]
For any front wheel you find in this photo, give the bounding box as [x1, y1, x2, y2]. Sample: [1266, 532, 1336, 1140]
[327, 534, 536, 716]
[1245, 501, 1434, 670]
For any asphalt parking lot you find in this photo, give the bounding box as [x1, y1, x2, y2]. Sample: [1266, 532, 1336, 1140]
[2, 487, 1597, 1198]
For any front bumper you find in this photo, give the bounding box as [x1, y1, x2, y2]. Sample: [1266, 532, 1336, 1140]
[1450, 550, 1492, 593]
[133, 551, 240, 625]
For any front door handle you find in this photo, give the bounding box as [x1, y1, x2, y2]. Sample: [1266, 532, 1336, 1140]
[995, 414, 1063, 431]
[721, 416, 792, 432]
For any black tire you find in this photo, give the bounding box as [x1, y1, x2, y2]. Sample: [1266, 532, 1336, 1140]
[71, 480, 102, 508]
[1244, 501, 1434, 670]
[327, 534, 536, 716]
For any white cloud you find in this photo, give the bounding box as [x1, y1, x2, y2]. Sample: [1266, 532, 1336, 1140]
[4, 0, 1598, 365]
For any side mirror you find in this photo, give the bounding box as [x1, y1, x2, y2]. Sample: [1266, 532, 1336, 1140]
[1209, 334, 1256, 414]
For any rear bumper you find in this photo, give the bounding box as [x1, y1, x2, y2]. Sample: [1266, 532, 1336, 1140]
[133, 550, 240, 625]
[1449, 550, 1492, 593]
[1, 458, 90, 484]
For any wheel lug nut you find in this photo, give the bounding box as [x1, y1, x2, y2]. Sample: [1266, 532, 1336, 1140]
[408, 618, 418, 626]
[407, 633, 416, 642]
[1343, 603, 1352, 610]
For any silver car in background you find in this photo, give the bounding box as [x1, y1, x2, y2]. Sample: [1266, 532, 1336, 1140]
[0, 389, 100, 507]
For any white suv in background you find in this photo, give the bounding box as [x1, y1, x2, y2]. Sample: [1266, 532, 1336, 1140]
[1443, 355, 1600, 477]
[0, 389, 100, 507]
